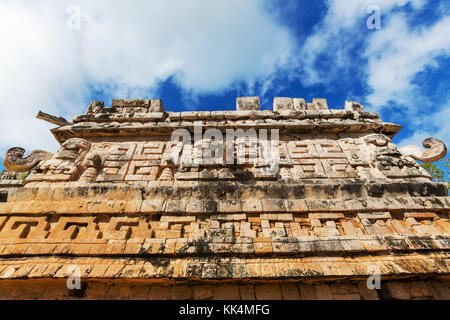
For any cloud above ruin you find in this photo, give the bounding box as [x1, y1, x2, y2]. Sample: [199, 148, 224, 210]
[0, 0, 449, 168]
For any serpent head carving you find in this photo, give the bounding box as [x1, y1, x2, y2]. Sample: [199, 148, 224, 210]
[399, 138, 447, 163]
[2, 147, 54, 173]
[55, 138, 92, 164]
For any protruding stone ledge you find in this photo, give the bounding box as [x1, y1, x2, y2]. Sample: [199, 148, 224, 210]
[1, 195, 448, 215]
[36, 111, 70, 127]
[73, 109, 380, 123]
[3, 181, 448, 205]
[54, 118, 397, 144]
[0, 235, 448, 259]
[0, 252, 448, 281]
[0, 180, 23, 188]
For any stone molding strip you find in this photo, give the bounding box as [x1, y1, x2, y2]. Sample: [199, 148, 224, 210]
[52, 119, 402, 145]
[4, 181, 448, 201]
[1, 196, 448, 215]
[72, 109, 381, 123]
[0, 235, 449, 257]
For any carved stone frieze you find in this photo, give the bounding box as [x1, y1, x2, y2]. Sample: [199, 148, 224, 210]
[0, 97, 448, 298]
[24, 138, 92, 183]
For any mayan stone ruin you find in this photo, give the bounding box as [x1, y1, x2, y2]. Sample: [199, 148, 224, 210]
[0, 97, 449, 300]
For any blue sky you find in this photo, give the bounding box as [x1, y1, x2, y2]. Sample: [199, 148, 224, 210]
[0, 0, 449, 173]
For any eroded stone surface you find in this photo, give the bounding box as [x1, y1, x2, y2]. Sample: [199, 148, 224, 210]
[0, 97, 448, 300]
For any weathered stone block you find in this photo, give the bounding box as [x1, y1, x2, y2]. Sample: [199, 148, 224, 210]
[213, 285, 240, 300]
[313, 98, 328, 110]
[293, 98, 307, 110]
[140, 199, 165, 213]
[255, 284, 282, 300]
[193, 285, 213, 300]
[236, 97, 260, 111]
[150, 99, 164, 112]
[273, 97, 293, 113]
[261, 199, 286, 212]
[345, 101, 365, 111]
[242, 199, 262, 213]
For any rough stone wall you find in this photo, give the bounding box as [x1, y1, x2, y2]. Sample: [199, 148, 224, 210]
[0, 279, 448, 300]
[0, 97, 448, 299]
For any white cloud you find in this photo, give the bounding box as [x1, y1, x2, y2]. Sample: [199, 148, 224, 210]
[0, 1, 85, 154]
[298, 0, 426, 85]
[0, 0, 294, 156]
[365, 14, 450, 107]
[363, 11, 450, 146]
[298, 0, 450, 147]
[1, 0, 448, 165]
[78, 0, 293, 92]
[398, 104, 450, 148]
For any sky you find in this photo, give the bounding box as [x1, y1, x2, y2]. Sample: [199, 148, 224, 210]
[0, 0, 449, 172]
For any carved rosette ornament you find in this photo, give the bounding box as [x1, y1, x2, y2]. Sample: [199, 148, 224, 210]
[399, 138, 447, 163]
[2, 147, 53, 173]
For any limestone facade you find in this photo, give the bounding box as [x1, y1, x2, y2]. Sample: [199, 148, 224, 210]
[0, 97, 448, 300]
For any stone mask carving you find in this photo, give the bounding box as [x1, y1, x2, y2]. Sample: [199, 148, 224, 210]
[24, 138, 93, 183]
